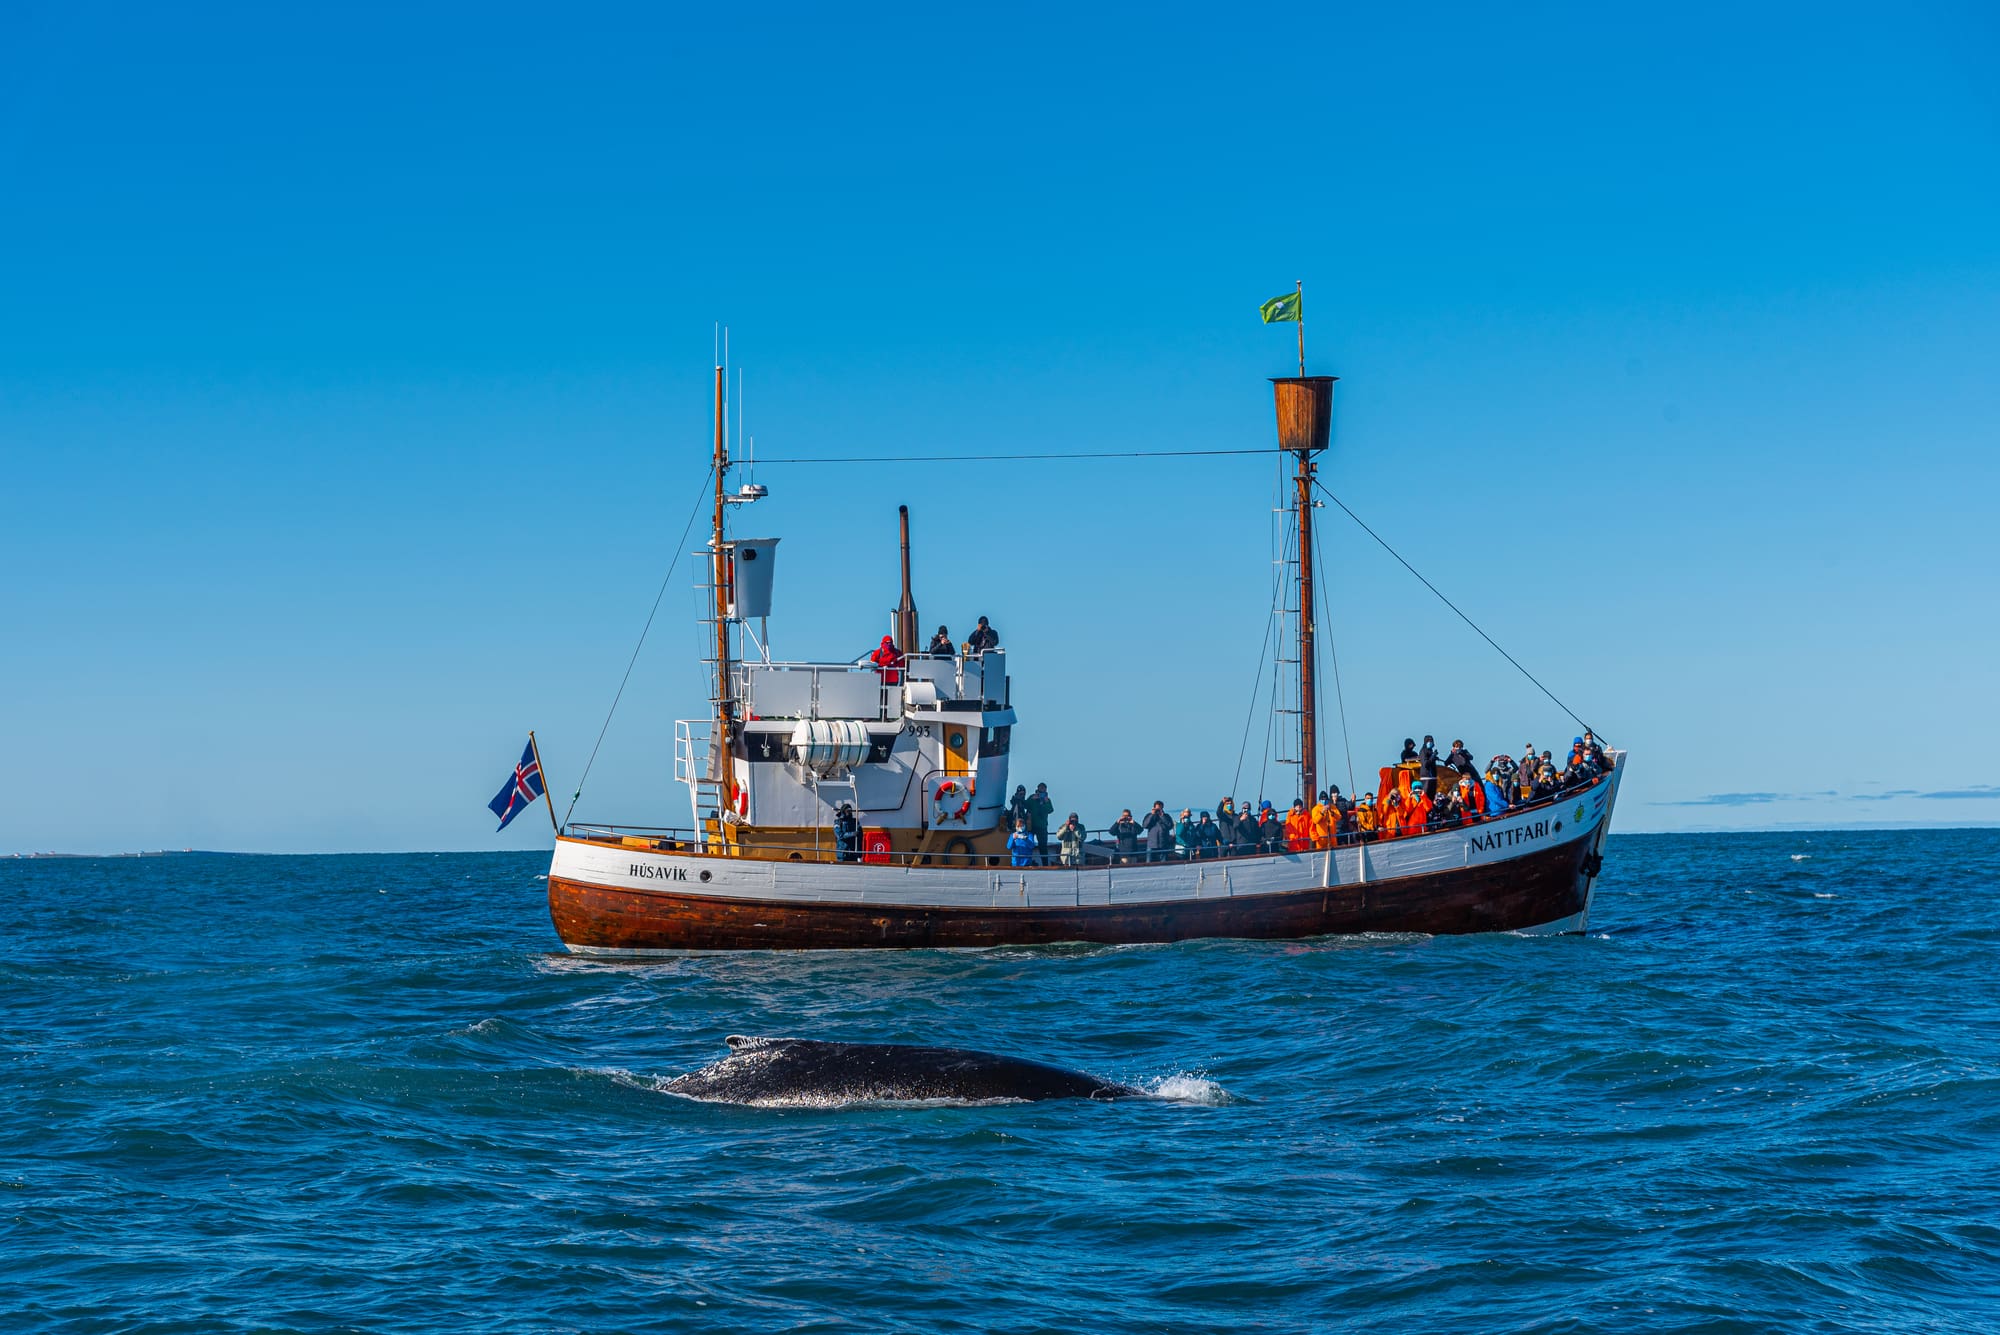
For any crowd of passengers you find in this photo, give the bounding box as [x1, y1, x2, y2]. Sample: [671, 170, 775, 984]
[998, 732, 1614, 867]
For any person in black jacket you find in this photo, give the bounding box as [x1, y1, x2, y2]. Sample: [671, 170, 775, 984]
[967, 616, 1000, 652]
[1191, 812, 1222, 860]
[1445, 739, 1476, 776]
[1400, 737, 1419, 763]
[833, 802, 861, 862]
[1109, 809, 1141, 863]
[1215, 798, 1238, 846]
[1141, 801, 1175, 862]
[1418, 735, 1440, 797]
[1026, 783, 1055, 864]
[926, 625, 955, 656]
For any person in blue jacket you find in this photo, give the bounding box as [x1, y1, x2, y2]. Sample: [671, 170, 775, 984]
[1481, 770, 1510, 818]
[1006, 821, 1038, 868]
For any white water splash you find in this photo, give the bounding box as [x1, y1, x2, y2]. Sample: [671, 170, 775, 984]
[1144, 1073, 1233, 1105]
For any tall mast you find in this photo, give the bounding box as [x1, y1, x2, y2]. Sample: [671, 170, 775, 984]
[1294, 447, 1318, 804]
[1271, 374, 1338, 807]
[712, 364, 735, 807]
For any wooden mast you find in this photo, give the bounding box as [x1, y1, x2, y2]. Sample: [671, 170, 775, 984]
[711, 364, 735, 817]
[1271, 374, 1338, 808]
[1294, 448, 1318, 805]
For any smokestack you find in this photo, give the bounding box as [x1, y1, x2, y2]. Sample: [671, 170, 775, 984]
[895, 505, 919, 651]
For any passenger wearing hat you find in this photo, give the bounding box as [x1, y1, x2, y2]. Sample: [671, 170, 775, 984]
[1284, 799, 1311, 852]
[1309, 790, 1336, 851]
[926, 624, 955, 656]
[868, 634, 904, 685]
[833, 801, 861, 862]
[1232, 808, 1262, 855]
[1418, 735, 1440, 797]
[1407, 784, 1435, 833]
[1258, 801, 1284, 853]
[966, 615, 1000, 653]
[1057, 812, 1087, 867]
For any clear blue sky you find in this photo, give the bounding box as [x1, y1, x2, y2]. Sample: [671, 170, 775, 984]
[4, 2, 1996, 853]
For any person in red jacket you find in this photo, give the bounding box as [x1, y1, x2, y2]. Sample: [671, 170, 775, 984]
[868, 635, 904, 685]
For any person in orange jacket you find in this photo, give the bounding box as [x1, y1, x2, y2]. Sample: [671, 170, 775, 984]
[1407, 789, 1435, 833]
[1284, 799, 1311, 852]
[1309, 790, 1336, 850]
[1459, 775, 1484, 819]
[1354, 793, 1379, 840]
[1379, 791, 1404, 839]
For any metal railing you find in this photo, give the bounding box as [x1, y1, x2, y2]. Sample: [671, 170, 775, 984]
[732, 650, 1008, 722]
[562, 769, 1612, 871]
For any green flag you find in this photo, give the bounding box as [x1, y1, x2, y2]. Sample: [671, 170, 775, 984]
[1259, 290, 1301, 324]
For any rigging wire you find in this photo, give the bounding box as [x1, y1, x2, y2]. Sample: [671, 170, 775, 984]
[1229, 557, 1279, 799]
[754, 447, 1276, 464]
[1313, 479, 1599, 742]
[1313, 513, 1356, 795]
[1255, 450, 1293, 803]
[561, 466, 716, 828]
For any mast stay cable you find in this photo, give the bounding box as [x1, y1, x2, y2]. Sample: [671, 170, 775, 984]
[1251, 449, 1294, 803]
[562, 466, 716, 828]
[1313, 479, 1599, 743]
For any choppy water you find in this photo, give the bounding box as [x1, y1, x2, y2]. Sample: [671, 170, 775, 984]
[5, 830, 1998, 1333]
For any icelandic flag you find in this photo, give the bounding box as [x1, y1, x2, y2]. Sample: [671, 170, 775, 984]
[488, 739, 545, 831]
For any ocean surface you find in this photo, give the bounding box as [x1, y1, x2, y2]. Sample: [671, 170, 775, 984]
[5, 830, 1998, 1333]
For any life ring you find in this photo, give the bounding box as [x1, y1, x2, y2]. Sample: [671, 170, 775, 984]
[931, 778, 972, 824]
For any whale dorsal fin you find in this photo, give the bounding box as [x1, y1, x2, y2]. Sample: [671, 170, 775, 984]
[725, 1035, 779, 1052]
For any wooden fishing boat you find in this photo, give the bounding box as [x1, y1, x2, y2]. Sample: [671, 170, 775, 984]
[545, 363, 1624, 953]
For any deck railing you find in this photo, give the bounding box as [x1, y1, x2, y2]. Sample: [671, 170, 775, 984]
[564, 769, 1612, 869]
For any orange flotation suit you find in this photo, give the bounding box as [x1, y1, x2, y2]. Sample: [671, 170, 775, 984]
[1355, 804, 1378, 835]
[1309, 802, 1335, 850]
[1407, 796, 1433, 832]
[1284, 809, 1311, 852]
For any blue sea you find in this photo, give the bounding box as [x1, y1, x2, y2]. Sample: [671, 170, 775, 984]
[5, 830, 1998, 1333]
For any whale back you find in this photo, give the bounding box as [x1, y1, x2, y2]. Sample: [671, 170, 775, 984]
[665, 1037, 1138, 1108]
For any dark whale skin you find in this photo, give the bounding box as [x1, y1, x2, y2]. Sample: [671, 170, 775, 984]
[662, 1036, 1141, 1107]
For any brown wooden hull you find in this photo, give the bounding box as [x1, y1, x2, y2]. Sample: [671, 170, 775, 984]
[547, 829, 1596, 952]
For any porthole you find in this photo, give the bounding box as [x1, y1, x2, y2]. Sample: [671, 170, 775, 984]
[949, 731, 966, 748]
[699, 869, 712, 883]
